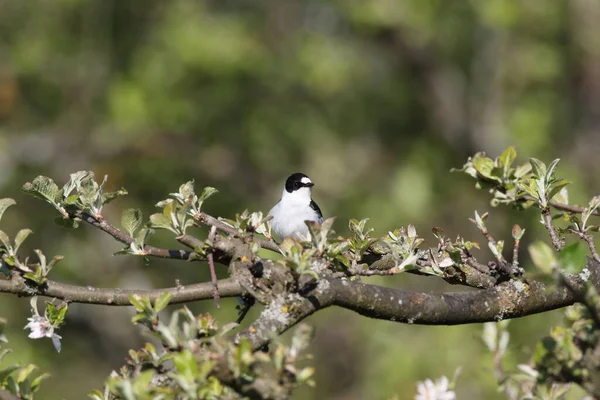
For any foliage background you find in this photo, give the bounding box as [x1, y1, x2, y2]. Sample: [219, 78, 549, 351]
[1, 0, 599, 398]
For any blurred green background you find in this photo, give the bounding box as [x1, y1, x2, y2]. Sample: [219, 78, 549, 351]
[1, 0, 599, 398]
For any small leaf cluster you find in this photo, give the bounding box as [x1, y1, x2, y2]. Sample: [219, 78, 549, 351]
[115, 208, 153, 258]
[562, 196, 600, 235]
[480, 320, 574, 400]
[347, 218, 377, 261]
[305, 218, 349, 268]
[0, 199, 63, 283]
[454, 147, 569, 209]
[22, 171, 127, 226]
[221, 209, 272, 237]
[93, 295, 315, 399]
[278, 238, 320, 280]
[150, 181, 218, 235]
[533, 306, 595, 388]
[0, 319, 49, 399]
[373, 225, 425, 272]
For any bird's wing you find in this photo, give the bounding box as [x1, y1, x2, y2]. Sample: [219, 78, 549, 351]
[309, 200, 323, 221]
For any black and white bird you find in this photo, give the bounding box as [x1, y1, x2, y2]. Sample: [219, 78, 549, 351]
[269, 173, 323, 239]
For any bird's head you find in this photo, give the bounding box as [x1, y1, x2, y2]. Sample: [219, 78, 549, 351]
[282, 172, 314, 203]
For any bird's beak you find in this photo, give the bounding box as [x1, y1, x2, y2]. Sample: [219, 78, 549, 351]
[305, 182, 314, 188]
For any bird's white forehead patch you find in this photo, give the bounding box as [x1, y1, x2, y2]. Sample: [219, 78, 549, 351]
[300, 177, 312, 184]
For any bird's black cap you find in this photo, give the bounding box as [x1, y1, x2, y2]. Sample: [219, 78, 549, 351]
[285, 173, 314, 193]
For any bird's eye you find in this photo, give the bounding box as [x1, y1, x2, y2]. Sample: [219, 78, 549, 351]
[294, 182, 301, 189]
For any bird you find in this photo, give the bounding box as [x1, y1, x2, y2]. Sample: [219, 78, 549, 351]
[268, 173, 323, 240]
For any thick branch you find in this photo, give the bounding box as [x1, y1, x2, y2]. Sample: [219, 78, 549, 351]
[0, 389, 18, 400]
[329, 268, 594, 324]
[0, 275, 244, 306]
[237, 281, 335, 350]
[236, 260, 598, 351]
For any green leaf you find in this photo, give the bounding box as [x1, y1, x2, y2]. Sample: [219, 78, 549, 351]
[199, 187, 218, 202]
[121, 209, 143, 237]
[154, 292, 172, 313]
[14, 229, 33, 253]
[16, 364, 36, 384]
[149, 213, 176, 233]
[559, 242, 586, 274]
[528, 241, 557, 275]
[296, 367, 315, 383]
[30, 373, 50, 392]
[129, 295, 145, 312]
[549, 180, 570, 202]
[0, 198, 16, 222]
[101, 188, 128, 205]
[546, 158, 561, 180]
[582, 196, 600, 230]
[498, 146, 516, 175]
[178, 181, 195, 200]
[519, 179, 539, 200]
[88, 390, 104, 400]
[22, 176, 60, 204]
[472, 153, 498, 180]
[0, 365, 20, 383]
[553, 186, 569, 205]
[62, 171, 90, 198]
[529, 158, 547, 179]
[0, 230, 10, 249]
[172, 349, 198, 382]
[53, 216, 80, 229]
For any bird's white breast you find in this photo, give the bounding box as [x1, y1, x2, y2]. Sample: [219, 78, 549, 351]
[269, 187, 322, 239]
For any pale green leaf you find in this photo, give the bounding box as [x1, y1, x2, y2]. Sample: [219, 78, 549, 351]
[0, 198, 16, 222]
[121, 209, 143, 237]
[529, 158, 547, 179]
[14, 229, 33, 253]
[22, 176, 60, 203]
[528, 241, 557, 275]
[0, 230, 10, 249]
[154, 292, 172, 313]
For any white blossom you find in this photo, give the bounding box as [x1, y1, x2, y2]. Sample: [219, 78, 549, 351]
[415, 376, 456, 400]
[24, 315, 62, 352]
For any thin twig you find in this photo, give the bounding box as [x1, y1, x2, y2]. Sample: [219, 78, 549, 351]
[541, 207, 564, 251]
[76, 212, 196, 260]
[194, 212, 280, 253]
[569, 229, 600, 264]
[466, 257, 491, 274]
[0, 274, 243, 306]
[523, 195, 600, 216]
[208, 225, 220, 308]
[512, 237, 520, 271]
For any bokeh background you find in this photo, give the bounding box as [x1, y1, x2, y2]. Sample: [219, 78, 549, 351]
[1, 0, 600, 398]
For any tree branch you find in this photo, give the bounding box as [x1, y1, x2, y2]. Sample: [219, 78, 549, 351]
[0, 388, 18, 400]
[0, 275, 244, 306]
[541, 207, 564, 251]
[523, 195, 600, 217]
[235, 259, 599, 352]
[329, 268, 593, 324]
[77, 212, 196, 260]
[194, 211, 281, 253]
